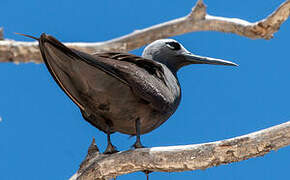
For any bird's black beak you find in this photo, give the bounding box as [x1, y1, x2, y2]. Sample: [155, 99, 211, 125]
[182, 52, 238, 66]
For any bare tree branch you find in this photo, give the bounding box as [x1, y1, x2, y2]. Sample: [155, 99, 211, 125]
[0, 0, 289, 63]
[69, 121, 290, 180]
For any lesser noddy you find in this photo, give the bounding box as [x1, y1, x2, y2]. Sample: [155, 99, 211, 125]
[19, 33, 237, 153]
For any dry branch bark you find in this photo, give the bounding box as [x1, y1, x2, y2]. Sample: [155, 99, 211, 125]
[70, 121, 290, 180]
[0, 0, 289, 63]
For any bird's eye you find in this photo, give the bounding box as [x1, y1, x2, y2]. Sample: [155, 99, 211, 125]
[166, 41, 181, 51]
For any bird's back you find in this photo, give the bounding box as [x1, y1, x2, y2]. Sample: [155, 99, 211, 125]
[38, 34, 181, 135]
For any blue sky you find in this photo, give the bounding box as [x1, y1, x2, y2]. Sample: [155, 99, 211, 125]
[1, 0, 289, 179]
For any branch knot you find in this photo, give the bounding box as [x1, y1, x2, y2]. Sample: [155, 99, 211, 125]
[189, 0, 207, 20]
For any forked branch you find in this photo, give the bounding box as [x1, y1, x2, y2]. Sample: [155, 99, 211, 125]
[0, 0, 289, 63]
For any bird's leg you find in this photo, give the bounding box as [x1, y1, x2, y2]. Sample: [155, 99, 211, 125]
[132, 118, 145, 148]
[143, 170, 152, 180]
[104, 126, 118, 154]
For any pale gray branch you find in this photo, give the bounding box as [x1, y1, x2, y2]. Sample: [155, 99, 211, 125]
[0, 0, 289, 63]
[70, 121, 290, 180]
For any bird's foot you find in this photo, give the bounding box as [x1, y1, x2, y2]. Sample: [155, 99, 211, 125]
[104, 143, 118, 154]
[132, 141, 146, 149]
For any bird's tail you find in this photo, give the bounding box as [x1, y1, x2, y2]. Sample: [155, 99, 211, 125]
[15, 33, 39, 40]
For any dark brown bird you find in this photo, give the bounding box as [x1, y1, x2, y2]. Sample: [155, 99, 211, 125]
[20, 33, 237, 153]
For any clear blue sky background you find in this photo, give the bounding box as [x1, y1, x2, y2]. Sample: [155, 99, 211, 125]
[1, 0, 289, 179]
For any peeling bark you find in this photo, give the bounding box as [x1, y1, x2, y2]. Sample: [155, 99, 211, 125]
[70, 121, 290, 180]
[0, 0, 289, 63]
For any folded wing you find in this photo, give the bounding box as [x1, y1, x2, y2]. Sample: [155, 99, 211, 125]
[39, 34, 176, 114]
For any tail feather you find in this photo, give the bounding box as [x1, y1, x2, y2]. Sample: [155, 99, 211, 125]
[15, 33, 39, 40]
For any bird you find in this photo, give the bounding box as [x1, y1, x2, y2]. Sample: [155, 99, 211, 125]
[19, 33, 237, 154]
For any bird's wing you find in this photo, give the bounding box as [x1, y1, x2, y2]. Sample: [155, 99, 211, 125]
[39, 34, 175, 112]
[95, 52, 167, 86]
[93, 52, 175, 111]
[39, 35, 86, 110]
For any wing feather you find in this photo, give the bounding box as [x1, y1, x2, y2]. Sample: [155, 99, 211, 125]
[39, 34, 176, 113]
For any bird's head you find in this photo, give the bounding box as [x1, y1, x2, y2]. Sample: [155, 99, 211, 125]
[142, 39, 237, 73]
